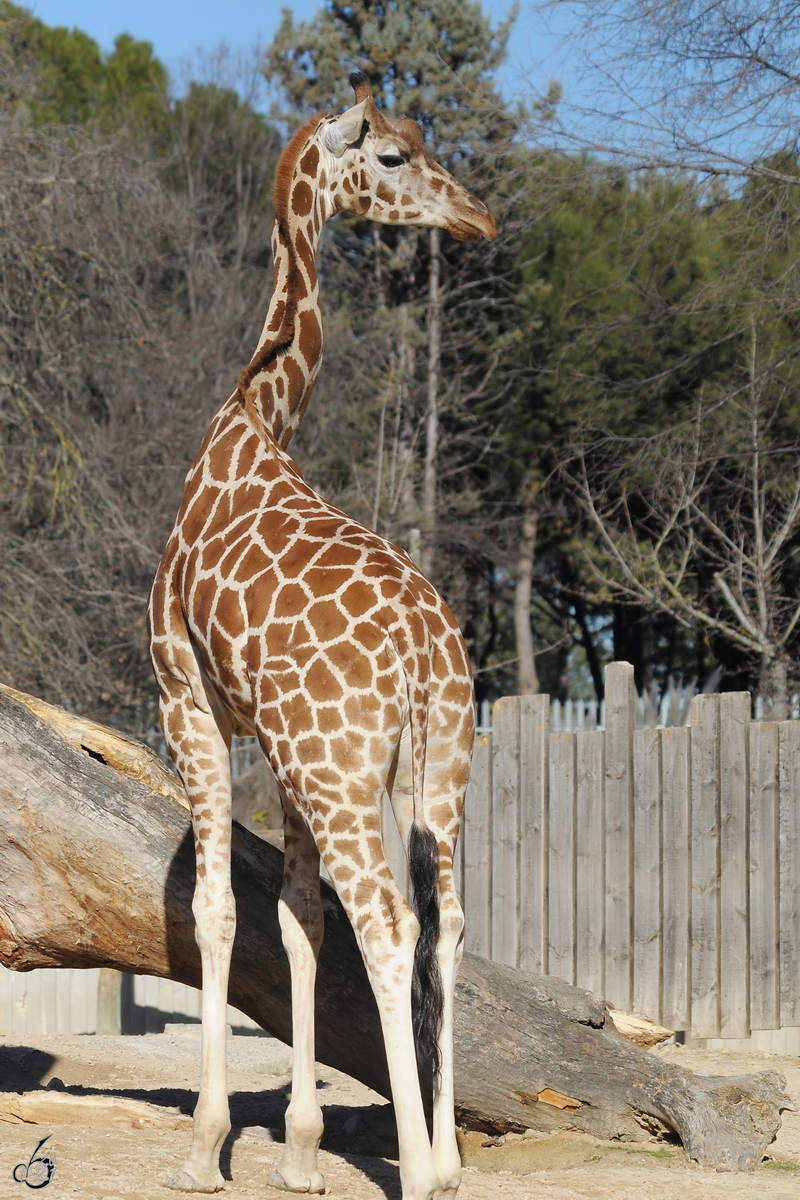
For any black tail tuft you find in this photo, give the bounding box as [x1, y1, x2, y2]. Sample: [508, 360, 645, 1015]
[408, 822, 443, 1094]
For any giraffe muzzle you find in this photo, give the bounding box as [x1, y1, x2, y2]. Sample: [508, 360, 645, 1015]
[447, 204, 497, 242]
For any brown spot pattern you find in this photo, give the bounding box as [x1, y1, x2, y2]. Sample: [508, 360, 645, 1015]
[292, 180, 313, 216]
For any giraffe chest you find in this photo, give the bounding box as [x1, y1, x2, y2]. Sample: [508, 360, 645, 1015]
[174, 440, 387, 695]
[169, 416, 469, 738]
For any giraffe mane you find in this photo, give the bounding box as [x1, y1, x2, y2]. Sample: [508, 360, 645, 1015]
[272, 112, 326, 225]
[236, 112, 326, 407]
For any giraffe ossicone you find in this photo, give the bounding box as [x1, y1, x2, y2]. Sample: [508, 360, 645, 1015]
[148, 72, 495, 1200]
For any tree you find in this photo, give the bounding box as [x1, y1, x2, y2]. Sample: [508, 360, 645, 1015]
[263, 0, 519, 585]
[0, 34, 284, 731]
[0, 2, 165, 130]
[487, 157, 722, 699]
[537, 0, 800, 186]
[507, 0, 800, 699]
[264, 0, 515, 136]
[565, 167, 800, 705]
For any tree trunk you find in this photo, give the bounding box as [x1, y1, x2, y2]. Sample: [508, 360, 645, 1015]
[0, 685, 793, 1169]
[420, 226, 441, 581]
[514, 483, 540, 695]
[373, 227, 384, 309]
[386, 301, 417, 540]
[572, 590, 604, 702]
[766, 656, 790, 720]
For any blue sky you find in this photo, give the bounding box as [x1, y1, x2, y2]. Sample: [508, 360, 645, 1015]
[25, 1, 570, 103]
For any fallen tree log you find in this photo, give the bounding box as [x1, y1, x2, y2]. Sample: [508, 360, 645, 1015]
[0, 686, 793, 1170]
[0, 1089, 195, 1132]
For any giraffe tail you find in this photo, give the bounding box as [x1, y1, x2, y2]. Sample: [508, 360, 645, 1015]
[404, 615, 444, 1095]
[409, 823, 444, 1092]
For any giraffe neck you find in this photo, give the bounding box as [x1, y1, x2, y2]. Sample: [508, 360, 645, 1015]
[237, 117, 329, 449]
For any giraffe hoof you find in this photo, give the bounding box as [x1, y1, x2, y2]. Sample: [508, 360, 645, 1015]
[165, 1167, 225, 1193]
[268, 1168, 326, 1194]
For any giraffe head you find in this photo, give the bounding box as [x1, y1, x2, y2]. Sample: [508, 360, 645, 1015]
[315, 72, 497, 243]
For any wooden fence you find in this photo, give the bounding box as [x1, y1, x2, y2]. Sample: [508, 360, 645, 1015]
[432, 661, 799, 1041]
[3, 660, 800, 1042]
[0, 967, 260, 1038]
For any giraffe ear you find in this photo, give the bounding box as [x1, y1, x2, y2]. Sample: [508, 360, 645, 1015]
[322, 99, 368, 158]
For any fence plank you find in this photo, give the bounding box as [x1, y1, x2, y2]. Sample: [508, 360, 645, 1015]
[63, 967, 80, 1034]
[142, 973, 161, 1032]
[41, 969, 57, 1034]
[661, 727, 691, 1031]
[491, 698, 520, 966]
[21, 972, 38, 1036]
[519, 694, 549, 974]
[719, 693, 750, 1038]
[691, 693, 720, 1038]
[604, 662, 635, 1012]
[463, 734, 491, 958]
[749, 721, 780, 1031]
[779, 720, 800, 1026]
[634, 728, 661, 1022]
[576, 730, 604, 995]
[548, 732, 576, 985]
[8, 971, 24, 1036]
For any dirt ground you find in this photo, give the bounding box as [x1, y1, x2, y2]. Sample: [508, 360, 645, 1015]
[0, 1030, 798, 1200]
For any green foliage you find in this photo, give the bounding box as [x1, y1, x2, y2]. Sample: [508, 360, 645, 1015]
[761, 1158, 800, 1171]
[513, 153, 800, 694]
[518, 162, 723, 446]
[0, 1, 165, 130]
[101, 32, 167, 130]
[264, 0, 517, 150]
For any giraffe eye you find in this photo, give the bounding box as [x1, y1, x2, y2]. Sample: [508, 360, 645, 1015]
[377, 152, 405, 169]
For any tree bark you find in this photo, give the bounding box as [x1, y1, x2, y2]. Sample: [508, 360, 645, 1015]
[0, 686, 793, 1170]
[386, 300, 416, 540]
[573, 591, 605, 703]
[514, 482, 540, 695]
[420, 226, 441, 581]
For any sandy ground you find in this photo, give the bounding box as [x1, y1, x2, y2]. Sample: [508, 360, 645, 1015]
[0, 1031, 798, 1200]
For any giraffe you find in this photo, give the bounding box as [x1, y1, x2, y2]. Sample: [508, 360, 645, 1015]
[148, 72, 496, 1200]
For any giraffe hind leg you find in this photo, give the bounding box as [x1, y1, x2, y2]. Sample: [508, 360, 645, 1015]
[429, 871, 464, 1199]
[262, 700, 440, 1198]
[421, 726, 469, 1199]
[389, 709, 468, 1197]
[318, 822, 440, 1200]
[385, 724, 446, 1095]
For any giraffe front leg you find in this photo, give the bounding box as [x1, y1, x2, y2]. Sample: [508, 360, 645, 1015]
[269, 805, 326, 1195]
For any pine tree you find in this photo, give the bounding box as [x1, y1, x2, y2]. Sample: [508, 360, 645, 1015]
[0, 2, 165, 130]
[263, 0, 518, 584]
